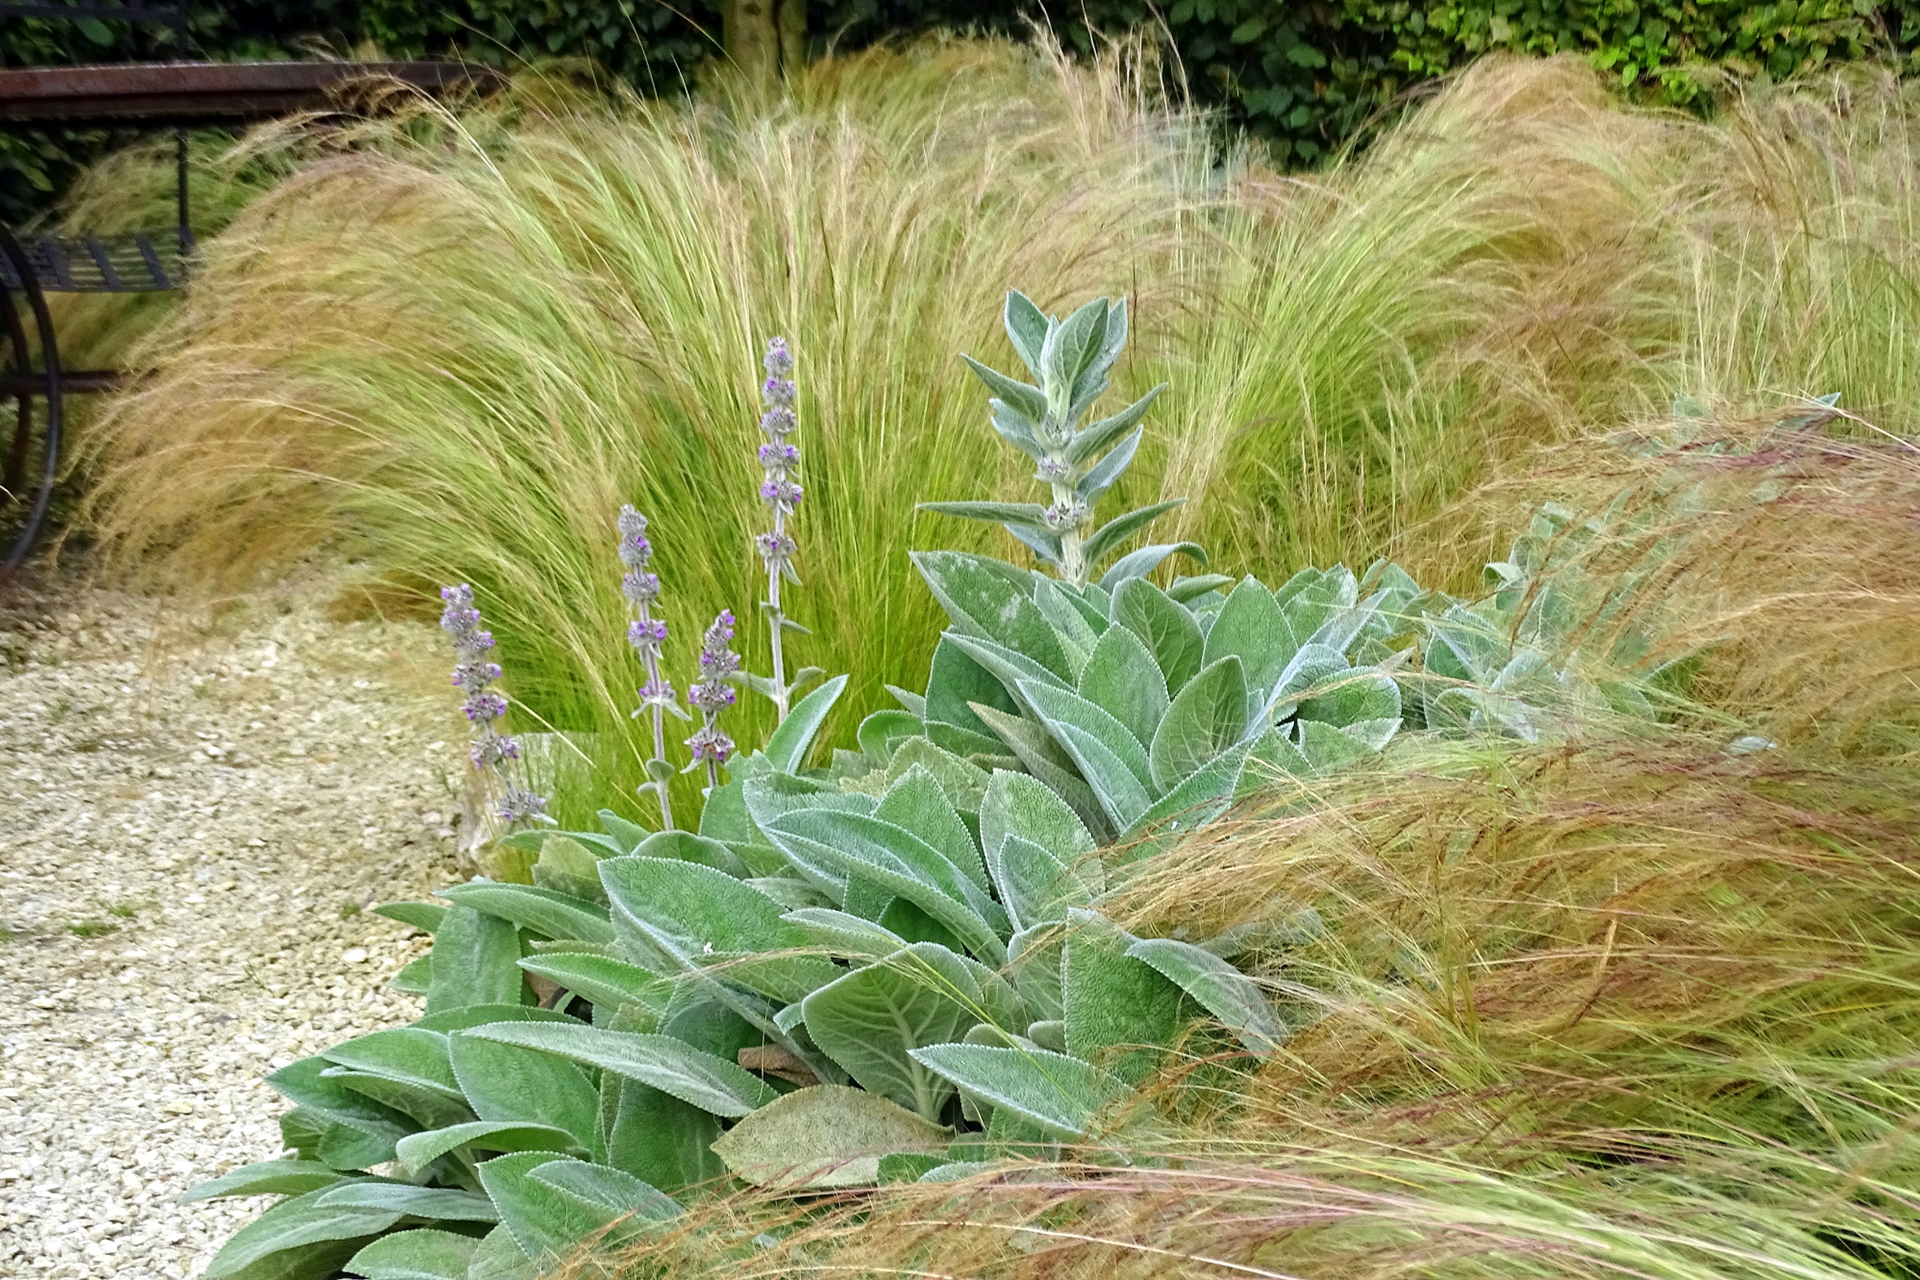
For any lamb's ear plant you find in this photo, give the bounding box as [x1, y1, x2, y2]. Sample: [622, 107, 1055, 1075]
[740, 337, 824, 721]
[921, 292, 1191, 589]
[191, 292, 1683, 1280]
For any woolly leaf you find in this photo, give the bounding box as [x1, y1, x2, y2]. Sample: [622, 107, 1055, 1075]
[182, 1159, 348, 1203]
[1077, 622, 1169, 749]
[202, 1188, 398, 1279]
[1018, 681, 1154, 830]
[1125, 937, 1286, 1053]
[713, 1085, 951, 1188]
[1081, 498, 1186, 568]
[343, 1228, 478, 1280]
[426, 906, 527, 1014]
[438, 882, 613, 946]
[763, 674, 849, 774]
[393, 1122, 585, 1178]
[800, 944, 982, 1119]
[463, 1023, 776, 1117]
[1063, 910, 1186, 1085]
[447, 1030, 600, 1146]
[908, 1044, 1124, 1141]
[1111, 577, 1204, 693]
[1148, 655, 1248, 793]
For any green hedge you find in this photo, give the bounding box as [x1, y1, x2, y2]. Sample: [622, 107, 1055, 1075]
[5, 0, 1919, 218]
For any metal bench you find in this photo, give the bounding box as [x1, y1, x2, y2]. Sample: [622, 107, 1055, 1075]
[0, 2, 499, 576]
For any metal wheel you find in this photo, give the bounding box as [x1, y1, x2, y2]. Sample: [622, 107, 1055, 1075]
[0, 227, 62, 579]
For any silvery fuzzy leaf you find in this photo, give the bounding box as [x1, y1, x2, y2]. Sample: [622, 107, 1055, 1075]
[960, 354, 1046, 423]
[343, 1227, 479, 1280]
[393, 1121, 586, 1179]
[1066, 299, 1129, 424]
[447, 1030, 601, 1147]
[989, 835, 1100, 934]
[857, 709, 922, 763]
[1125, 937, 1286, 1054]
[438, 881, 613, 947]
[1148, 655, 1248, 794]
[799, 945, 983, 1119]
[876, 764, 988, 894]
[1041, 298, 1109, 421]
[464, 1024, 776, 1117]
[990, 400, 1049, 459]
[1166, 573, 1234, 604]
[1017, 681, 1155, 831]
[182, 1159, 350, 1204]
[1004, 289, 1050, 377]
[1081, 499, 1186, 571]
[1066, 384, 1166, 467]
[1007, 923, 1066, 1023]
[1293, 718, 1383, 773]
[885, 684, 927, 716]
[979, 769, 1097, 877]
[1061, 909, 1185, 1086]
[1077, 623, 1169, 751]
[711, 1085, 951, 1188]
[1203, 577, 1296, 698]
[924, 635, 1020, 738]
[1110, 577, 1205, 695]
[908, 1043, 1124, 1142]
[1032, 578, 1098, 679]
[761, 674, 848, 774]
[911, 552, 1072, 682]
[917, 499, 1053, 530]
[1074, 424, 1141, 502]
[373, 902, 446, 934]
[199, 1187, 399, 1279]
[1296, 667, 1402, 730]
[1098, 541, 1206, 591]
[968, 703, 1111, 843]
[1005, 520, 1063, 567]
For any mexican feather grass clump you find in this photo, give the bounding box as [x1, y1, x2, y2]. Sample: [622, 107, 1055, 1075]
[558, 416, 1920, 1280]
[79, 44, 1697, 820]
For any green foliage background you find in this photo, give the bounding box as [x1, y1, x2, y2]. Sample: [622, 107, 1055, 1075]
[7, 0, 1920, 219]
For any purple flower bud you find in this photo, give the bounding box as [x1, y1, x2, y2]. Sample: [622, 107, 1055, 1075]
[758, 441, 800, 469]
[1043, 500, 1089, 531]
[762, 376, 796, 409]
[451, 660, 502, 691]
[622, 570, 660, 605]
[1037, 457, 1072, 481]
[759, 477, 803, 509]
[697, 610, 741, 681]
[471, 733, 520, 769]
[763, 336, 794, 379]
[464, 691, 509, 722]
[617, 505, 649, 542]
[499, 787, 548, 823]
[685, 723, 735, 767]
[760, 405, 796, 437]
[638, 677, 677, 706]
[688, 680, 737, 712]
[628, 617, 668, 651]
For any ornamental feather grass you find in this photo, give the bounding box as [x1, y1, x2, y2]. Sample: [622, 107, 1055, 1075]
[557, 413, 1920, 1280]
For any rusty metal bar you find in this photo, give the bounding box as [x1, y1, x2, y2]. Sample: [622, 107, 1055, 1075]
[0, 61, 506, 124]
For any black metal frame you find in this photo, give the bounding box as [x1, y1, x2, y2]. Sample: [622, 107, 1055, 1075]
[0, 1, 189, 576]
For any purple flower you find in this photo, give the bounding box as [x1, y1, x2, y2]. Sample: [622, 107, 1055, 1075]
[760, 405, 796, 437]
[763, 336, 794, 379]
[759, 477, 803, 510]
[1043, 499, 1089, 531]
[622, 570, 660, 606]
[758, 441, 799, 469]
[697, 609, 740, 681]
[463, 690, 509, 722]
[499, 787, 548, 824]
[438, 581, 549, 827]
[684, 723, 735, 768]
[628, 617, 668, 651]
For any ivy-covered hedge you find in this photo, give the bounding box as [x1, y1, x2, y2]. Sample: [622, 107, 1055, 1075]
[6, 0, 1920, 213]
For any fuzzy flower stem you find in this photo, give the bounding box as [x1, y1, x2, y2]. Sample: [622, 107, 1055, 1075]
[619, 505, 680, 830]
[439, 583, 551, 832]
[685, 609, 739, 793]
[756, 337, 801, 722]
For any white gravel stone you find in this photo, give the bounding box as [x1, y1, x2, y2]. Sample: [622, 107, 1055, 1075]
[0, 569, 475, 1279]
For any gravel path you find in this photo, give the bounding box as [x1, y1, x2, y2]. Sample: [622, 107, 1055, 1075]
[0, 570, 472, 1279]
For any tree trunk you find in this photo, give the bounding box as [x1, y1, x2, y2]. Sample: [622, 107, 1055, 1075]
[776, 0, 806, 77]
[724, 0, 780, 93]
